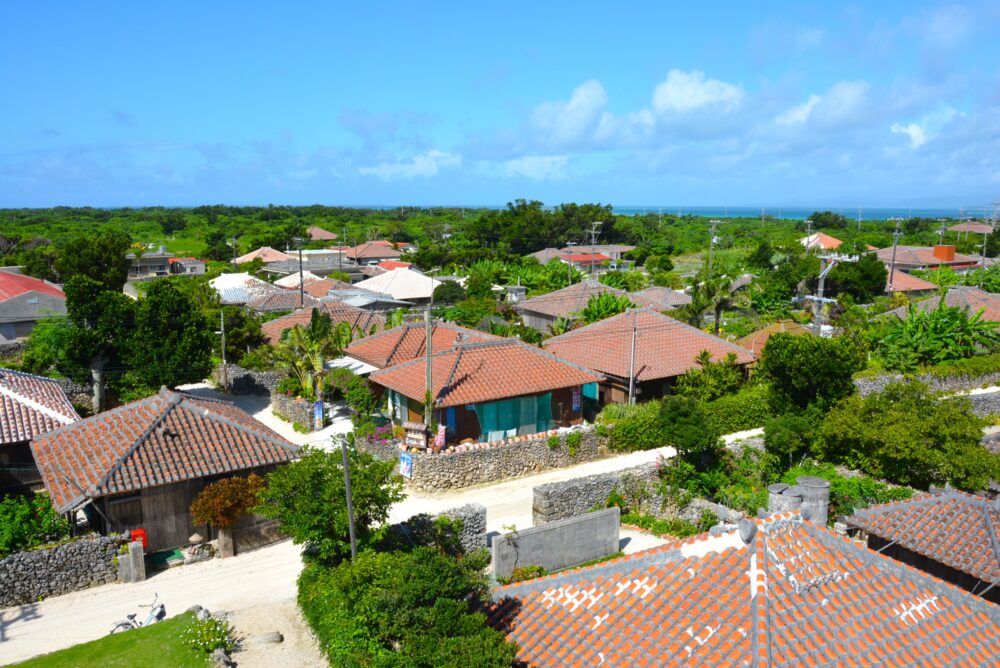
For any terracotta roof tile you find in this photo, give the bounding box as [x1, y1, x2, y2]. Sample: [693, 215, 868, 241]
[876, 246, 979, 268]
[515, 279, 660, 319]
[543, 308, 754, 382]
[801, 232, 843, 250]
[887, 269, 939, 293]
[736, 319, 811, 356]
[344, 322, 499, 369]
[847, 489, 1000, 586]
[346, 242, 403, 260]
[246, 291, 320, 313]
[491, 514, 1000, 667]
[883, 286, 1000, 323]
[368, 338, 603, 407]
[306, 226, 338, 241]
[30, 387, 298, 512]
[261, 301, 387, 344]
[0, 368, 80, 444]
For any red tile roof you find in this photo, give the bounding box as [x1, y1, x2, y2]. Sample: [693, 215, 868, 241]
[490, 513, 1000, 667]
[564, 253, 610, 263]
[801, 232, 843, 250]
[303, 278, 353, 298]
[515, 279, 658, 319]
[234, 246, 292, 264]
[261, 301, 386, 344]
[346, 242, 403, 260]
[368, 339, 603, 408]
[345, 322, 499, 369]
[30, 387, 298, 513]
[306, 226, 338, 241]
[876, 245, 979, 268]
[631, 286, 692, 309]
[883, 286, 1000, 323]
[847, 489, 1000, 587]
[948, 222, 994, 235]
[377, 260, 412, 270]
[736, 319, 812, 356]
[543, 308, 754, 382]
[0, 368, 80, 445]
[887, 269, 939, 293]
[0, 272, 65, 302]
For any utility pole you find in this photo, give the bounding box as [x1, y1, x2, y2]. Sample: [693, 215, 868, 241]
[982, 202, 999, 289]
[887, 217, 902, 292]
[230, 237, 238, 270]
[424, 304, 433, 427]
[588, 221, 603, 278]
[340, 436, 357, 561]
[804, 218, 813, 245]
[627, 310, 637, 404]
[708, 219, 721, 276]
[340, 226, 346, 274]
[294, 237, 305, 308]
[219, 309, 228, 391]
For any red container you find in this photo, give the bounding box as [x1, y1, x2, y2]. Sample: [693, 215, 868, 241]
[130, 528, 148, 550]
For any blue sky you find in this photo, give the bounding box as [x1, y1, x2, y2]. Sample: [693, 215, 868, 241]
[1, 2, 999, 208]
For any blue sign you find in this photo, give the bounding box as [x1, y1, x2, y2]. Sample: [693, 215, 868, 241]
[313, 401, 324, 431]
[399, 452, 413, 479]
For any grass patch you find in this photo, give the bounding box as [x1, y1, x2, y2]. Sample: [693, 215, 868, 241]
[11, 613, 210, 668]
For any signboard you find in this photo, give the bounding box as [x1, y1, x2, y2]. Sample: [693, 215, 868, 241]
[313, 401, 324, 431]
[399, 452, 413, 479]
[403, 422, 428, 449]
[571, 387, 582, 412]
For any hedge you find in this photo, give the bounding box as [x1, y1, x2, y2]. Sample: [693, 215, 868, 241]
[702, 384, 773, 435]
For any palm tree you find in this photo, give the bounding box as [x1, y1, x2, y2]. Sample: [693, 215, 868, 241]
[273, 309, 352, 400]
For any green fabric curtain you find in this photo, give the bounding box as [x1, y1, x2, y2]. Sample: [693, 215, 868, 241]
[473, 394, 554, 442]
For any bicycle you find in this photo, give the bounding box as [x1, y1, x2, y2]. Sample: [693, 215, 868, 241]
[109, 593, 166, 634]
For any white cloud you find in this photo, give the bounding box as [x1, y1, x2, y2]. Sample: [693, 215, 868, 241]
[795, 27, 826, 50]
[776, 94, 821, 125]
[359, 149, 460, 179]
[531, 79, 608, 147]
[651, 69, 744, 114]
[919, 5, 973, 50]
[891, 122, 927, 148]
[502, 155, 568, 180]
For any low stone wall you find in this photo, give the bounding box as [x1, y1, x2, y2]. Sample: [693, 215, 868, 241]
[532, 464, 659, 525]
[492, 507, 620, 580]
[357, 428, 611, 492]
[271, 392, 315, 430]
[232, 518, 285, 555]
[385, 504, 487, 554]
[213, 364, 284, 396]
[855, 371, 1000, 397]
[50, 377, 94, 414]
[0, 340, 25, 364]
[969, 391, 1000, 418]
[0, 533, 128, 607]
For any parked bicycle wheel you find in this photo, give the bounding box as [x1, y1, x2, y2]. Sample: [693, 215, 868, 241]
[109, 622, 133, 635]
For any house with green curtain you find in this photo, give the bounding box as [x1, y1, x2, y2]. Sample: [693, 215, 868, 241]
[368, 338, 603, 444]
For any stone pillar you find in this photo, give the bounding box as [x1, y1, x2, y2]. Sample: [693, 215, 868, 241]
[118, 541, 146, 583]
[796, 476, 831, 526]
[217, 527, 235, 558]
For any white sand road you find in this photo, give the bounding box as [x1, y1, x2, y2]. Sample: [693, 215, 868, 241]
[1, 383, 674, 665]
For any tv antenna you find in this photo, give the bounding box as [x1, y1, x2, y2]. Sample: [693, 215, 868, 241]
[588, 221, 603, 278]
[708, 219, 722, 276]
[886, 217, 903, 292]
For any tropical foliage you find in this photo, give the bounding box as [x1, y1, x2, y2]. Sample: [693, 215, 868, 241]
[575, 292, 634, 324]
[757, 333, 866, 413]
[876, 302, 1000, 372]
[272, 309, 352, 401]
[0, 493, 70, 558]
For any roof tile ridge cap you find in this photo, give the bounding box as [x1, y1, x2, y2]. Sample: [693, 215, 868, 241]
[979, 502, 1000, 578]
[749, 530, 774, 668]
[383, 323, 415, 366]
[0, 383, 79, 425]
[31, 392, 157, 442]
[439, 345, 466, 406]
[850, 490, 951, 519]
[92, 392, 182, 497]
[176, 401, 300, 455]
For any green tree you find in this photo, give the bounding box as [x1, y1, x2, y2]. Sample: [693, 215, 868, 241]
[599, 270, 648, 292]
[822, 253, 887, 303]
[808, 211, 849, 229]
[747, 240, 774, 271]
[0, 493, 70, 558]
[815, 382, 999, 490]
[255, 447, 405, 564]
[55, 230, 132, 291]
[432, 280, 466, 304]
[120, 279, 214, 396]
[764, 414, 813, 469]
[674, 351, 744, 402]
[660, 396, 722, 471]
[575, 292, 634, 324]
[464, 274, 494, 299]
[757, 333, 865, 413]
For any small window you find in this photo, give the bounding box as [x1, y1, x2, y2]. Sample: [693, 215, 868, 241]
[26, 298, 38, 305]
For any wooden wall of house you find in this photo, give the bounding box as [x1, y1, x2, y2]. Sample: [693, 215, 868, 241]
[550, 387, 584, 426]
[0, 441, 43, 496]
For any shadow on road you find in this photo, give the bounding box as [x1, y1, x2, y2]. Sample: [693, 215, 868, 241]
[0, 603, 41, 643]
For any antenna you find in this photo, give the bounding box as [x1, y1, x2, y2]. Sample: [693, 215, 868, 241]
[588, 221, 603, 278]
[708, 219, 722, 276]
[887, 217, 903, 292]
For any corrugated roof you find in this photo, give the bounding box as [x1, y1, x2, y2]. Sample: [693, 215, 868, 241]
[0, 368, 80, 445]
[30, 387, 298, 512]
[209, 273, 283, 305]
[490, 512, 1000, 667]
[0, 272, 65, 302]
[543, 308, 754, 382]
[369, 338, 603, 407]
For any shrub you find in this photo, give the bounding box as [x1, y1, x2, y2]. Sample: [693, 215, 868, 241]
[620, 512, 700, 539]
[547, 434, 560, 450]
[298, 548, 517, 666]
[432, 280, 466, 304]
[503, 564, 548, 584]
[183, 616, 237, 654]
[660, 396, 722, 471]
[190, 474, 265, 530]
[598, 401, 664, 452]
[919, 351, 1000, 379]
[878, 301, 1000, 372]
[757, 333, 865, 413]
[674, 351, 745, 402]
[780, 462, 914, 520]
[566, 431, 582, 457]
[702, 384, 773, 434]
[764, 414, 813, 469]
[0, 493, 70, 558]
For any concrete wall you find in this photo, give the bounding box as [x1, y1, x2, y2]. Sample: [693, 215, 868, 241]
[492, 507, 620, 580]
[532, 464, 659, 525]
[0, 533, 127, 607]
[357, 428, 611, 492]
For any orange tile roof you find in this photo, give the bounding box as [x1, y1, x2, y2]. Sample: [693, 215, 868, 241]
[543, 308, 754, 382]
[303, 278, 353, 298]
[490, 513, 1000, 667]
[306, 226, 338, 241]
[565, 253, 611, 263]
[886, 269, 938, 293]
[344, 322, 499, 369]
[883, 286, 1000, 323]
[0, 368, 80, 444]
[261, 302, 386, 344]
[736, 320, 811, 356]
[346, 242, 403, 260]
[368, 339, 603, 408]
[876, 245, 979, 268]
[515, 279, 659, 319]
[234, 246, 292, 264]
[801, 232, 843, 250]
[377, 260, 412, 271]
[631, 286, 692, 309]
[30, 387, 298, 512]
[847, 489, 1000, 586]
